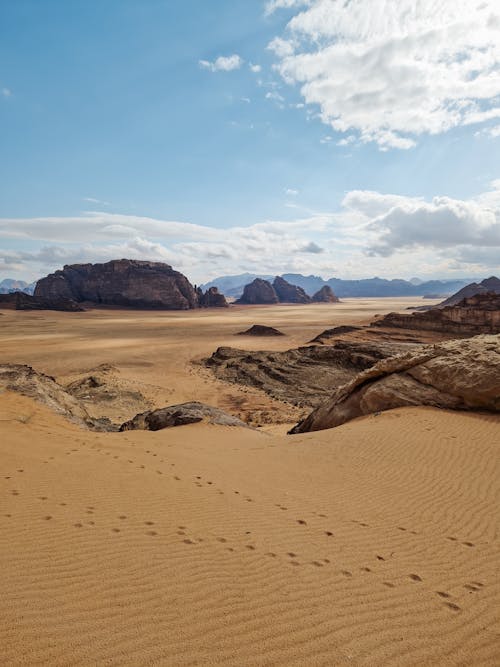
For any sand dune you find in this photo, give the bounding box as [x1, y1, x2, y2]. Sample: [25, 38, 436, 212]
[1, 300, 499, 665]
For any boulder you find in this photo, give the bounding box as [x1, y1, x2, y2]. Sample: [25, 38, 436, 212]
[34, 259, 200, 310]
[311, 285, 340, 303]
[120, 401, 249, 431]
[289, 334, 500, 433]
[272, 276, 311, 304]
[235, 278, 279, 305]
[237, 325, 285, 336]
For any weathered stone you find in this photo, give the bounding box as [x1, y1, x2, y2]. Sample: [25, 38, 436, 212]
[120, 401, 249, 431]
[311, 285, 340, 303]
[34, 259, 200, 310]
[272, 276, 311, 303]
[197, 286, 228, 308]
[235, 278, 279, 305]
[437, 276, 500, 307]
[372, 293, 500, 335]
[290, 334, 500, 433]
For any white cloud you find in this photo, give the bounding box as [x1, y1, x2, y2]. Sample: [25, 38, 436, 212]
[199, 54, 243, 72]
[83, 197, 110, 206]
[269, 0, 500, 149]
[2, 181, 500, 281]
[265, 0, 311, 16]
[249, 63, 262, 73]
[1, 87, 12, 98]
[285, 188, 299, 196]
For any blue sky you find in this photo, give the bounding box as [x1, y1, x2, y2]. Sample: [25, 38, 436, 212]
[1, 0, 500, 282]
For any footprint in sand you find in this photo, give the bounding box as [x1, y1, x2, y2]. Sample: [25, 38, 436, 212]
[409, 574, 422, 582]
[444, 602, 461, 612]
[436, 591, 451, 598]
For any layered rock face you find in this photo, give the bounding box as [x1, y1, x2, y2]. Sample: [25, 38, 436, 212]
[235, 279, 279, 305]
[35, 259, 200, 310]
[438, 276, 500, 307]
[0, 292, 84, 311]
[373, 293, 500, 335]
[206, 340, 415, 408]
[272, 276, 311, 303]
[197, 286, 228, 308]
[312, 285, 340, 303]
[290, 334, 500, 433]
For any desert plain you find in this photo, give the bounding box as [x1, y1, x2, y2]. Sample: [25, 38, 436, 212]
[1, 298, 499, 666]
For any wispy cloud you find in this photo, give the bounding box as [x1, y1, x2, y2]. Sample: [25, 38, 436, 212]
[1, 87, 12, 98]
[199, 54, 243, 72]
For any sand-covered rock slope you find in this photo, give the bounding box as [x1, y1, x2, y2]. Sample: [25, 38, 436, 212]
[120, 401, 249, 431]
[291, 334, 500, 433]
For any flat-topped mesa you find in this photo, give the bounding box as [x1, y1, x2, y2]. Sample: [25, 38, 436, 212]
[35, 259, 203, 310]
[311, 285, 340, 303]
[235, 278, 279, 305]
[372, 292, 500, 335]
[272, 276, 311, 304]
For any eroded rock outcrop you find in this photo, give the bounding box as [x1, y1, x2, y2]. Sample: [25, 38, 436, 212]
[120, 402, 248, 431]
[35, 259, 200, 310]
[235, 279, 279, 305]
[290, 334, 500, 433]
[0, 292, 84, 311]
[237, 325, 285, 336]
[272, 276, 311, 304]
[311, 286, 340, 303]
[197, 286, 228, 308]
[206, 340, 416, 407]
[372, 293, 500, 335]
[437, 276, 500, 308]
[0, 364, 112, 429]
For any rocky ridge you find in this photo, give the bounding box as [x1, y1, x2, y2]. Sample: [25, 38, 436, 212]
[311, 285, 340, 303]
[272, 276, 311, 303]
[120, 402, 249, 431]
[235, 278, 279, 305]
[290, 334, 500, 433]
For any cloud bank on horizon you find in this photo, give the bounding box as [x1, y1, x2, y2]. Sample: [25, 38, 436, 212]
[1, 0, 499, 282]
[1, 180, 499, 282]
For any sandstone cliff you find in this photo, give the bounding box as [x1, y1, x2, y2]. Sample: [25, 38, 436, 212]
[197, 286, 228, 308]
[235, 278, 279, 305]
[272, 276, 311, 303]
[311, 285, 340, 303]
[372, 293, 500, 335]
[437, 276, 500, 307]
[290, 334, 500, 433]
[35, 259, 200, 310]
[0, 292, 84, 311]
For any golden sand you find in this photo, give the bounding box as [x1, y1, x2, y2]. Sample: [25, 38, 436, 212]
[0, 299, 499, 665]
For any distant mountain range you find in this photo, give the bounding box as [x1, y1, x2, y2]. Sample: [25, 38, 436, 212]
[0, 279, 36, 295]
[201, 273, 475, 299]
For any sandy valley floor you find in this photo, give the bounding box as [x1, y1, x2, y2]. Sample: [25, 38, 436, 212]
[1, 299, 499, 665]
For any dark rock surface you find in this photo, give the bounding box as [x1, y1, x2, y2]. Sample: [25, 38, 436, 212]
[311, 285, 340, 303]
[35, 259, 200, 310]
[237, 325, 285, 337]
[120, 401, 249, 431]
[272, 276, 311, 304]
[290, 334, 500, 433]
[197, 286, 228, 308]
[206, 340, 416, 408]
[235, 278, 279, 305]
[437, 276, 500, 308]
[372, 293, 500, 335]
[0, 292, 84, 311]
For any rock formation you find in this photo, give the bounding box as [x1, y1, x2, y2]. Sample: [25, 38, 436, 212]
[237, 325, 285, 336]
[196, 286, 228, 308]
[372, 293, 500, 335]
[289, 334, 500, 433]
[272, 276, 311, 304]
[0, 292, 84, 311]
[35, 259, 201, 310]
[437, 276, 500, 308]
[120, 402, 248, 431]
[0, 364, 112, 430]
[235, 278, 279, 305]
[206, 340, 416, 408]
[311, 285, 340, 303]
